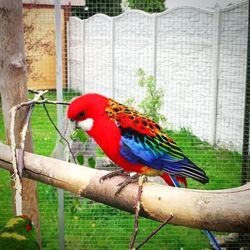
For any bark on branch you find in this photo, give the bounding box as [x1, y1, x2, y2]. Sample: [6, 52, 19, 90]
[0, 142, 249, 233]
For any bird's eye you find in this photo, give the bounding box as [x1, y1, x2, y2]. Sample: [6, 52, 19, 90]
[78, 112, 85, 119]
[26, 222, 32, 232]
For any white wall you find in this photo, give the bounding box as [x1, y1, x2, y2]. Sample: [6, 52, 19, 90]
[68, 1, 248, 151]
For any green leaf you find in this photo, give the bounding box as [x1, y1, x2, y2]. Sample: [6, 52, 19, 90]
[76, 153, 84, 165]
[70, 198, 81, 214]
[59, 138, 64, 144]
[88, 157, 96, 168]
[70, 131, 78, 141]
[70, 129, 88, 144]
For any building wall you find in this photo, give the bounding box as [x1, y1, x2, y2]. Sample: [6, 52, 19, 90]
[22, 0, 85, 6]
[23, 7, 66, 89]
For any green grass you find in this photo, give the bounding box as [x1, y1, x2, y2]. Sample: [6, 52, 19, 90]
[0, 90, 243, 249]
[63, 197, 218, 250]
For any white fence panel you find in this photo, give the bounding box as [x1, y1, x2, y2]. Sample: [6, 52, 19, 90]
[68, 1, 248, 151]
[113, 11, 154, 103]
[68, 17, 84, 92]
[157, 7, 215, 143]
[216, 3, 248, 149]
[84, 14, 113, 97]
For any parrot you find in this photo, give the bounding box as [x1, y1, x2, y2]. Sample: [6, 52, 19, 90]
[0, 215, 39, 250]
[67, 93, 221, 250]
[67, 93, 209, 187]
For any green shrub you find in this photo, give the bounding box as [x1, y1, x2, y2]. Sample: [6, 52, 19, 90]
[137, 68, 166, 124]
[128, 0, 166, 13]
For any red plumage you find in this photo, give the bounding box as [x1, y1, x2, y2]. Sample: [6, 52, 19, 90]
[68, 93, 208, 187]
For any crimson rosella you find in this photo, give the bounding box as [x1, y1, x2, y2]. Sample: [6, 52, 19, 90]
[68, 93, 221, 249]
[67, 93, 208, 186]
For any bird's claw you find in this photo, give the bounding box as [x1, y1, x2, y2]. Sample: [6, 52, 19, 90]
[115, 174, 141, 196]
[99, 169, 129, 183]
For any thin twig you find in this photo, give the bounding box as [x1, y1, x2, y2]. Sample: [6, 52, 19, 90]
[129, 175, 147, 250]
[28, 89, 43, 94]
[28, 89, 69, 105]
[28, 89, 76, 163]
[10, 106, 22, 215]
[18, 90, 48, 176]
[17, 106, 33, 177]
[20, 106, 34, 149]
[17, 149, 25, 177]
[42, 102, 76, 164]
[15, 99, 69, 110]
[135, 214, 173, 250]
[10, 90, 48, 216]
[9, 89, 73, 215]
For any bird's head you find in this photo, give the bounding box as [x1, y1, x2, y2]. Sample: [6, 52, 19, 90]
[67, 93, 108, 132]
[3, 215, 34, 234]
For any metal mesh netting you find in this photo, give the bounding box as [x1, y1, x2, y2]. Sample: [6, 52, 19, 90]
[0, 0, 249, 249]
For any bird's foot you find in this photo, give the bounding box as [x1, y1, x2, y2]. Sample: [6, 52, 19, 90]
[99, 169, 129, 183]
[115, 173, 145, 196]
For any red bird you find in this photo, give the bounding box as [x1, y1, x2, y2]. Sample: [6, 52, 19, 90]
[67, 93, 221, 249]
[67, 93, 209, 188]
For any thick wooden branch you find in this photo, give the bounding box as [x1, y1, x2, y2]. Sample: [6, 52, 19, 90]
[0, 142, 249, 233]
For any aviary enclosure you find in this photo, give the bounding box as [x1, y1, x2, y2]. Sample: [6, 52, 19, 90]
[0, 0, 249, 249]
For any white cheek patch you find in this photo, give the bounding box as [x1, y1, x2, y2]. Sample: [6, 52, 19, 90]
[77, 118, 94, 132]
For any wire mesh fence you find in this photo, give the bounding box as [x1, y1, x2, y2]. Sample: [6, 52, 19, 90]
[0, 0, 249, 249]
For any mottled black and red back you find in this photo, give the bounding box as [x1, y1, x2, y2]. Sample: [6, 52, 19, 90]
[106, 98, 163, 137]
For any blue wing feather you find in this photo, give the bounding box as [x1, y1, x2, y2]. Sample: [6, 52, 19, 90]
[119, 127, 209, 184]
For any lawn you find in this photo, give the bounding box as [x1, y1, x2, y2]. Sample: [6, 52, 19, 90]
[0, 90, 243, 249]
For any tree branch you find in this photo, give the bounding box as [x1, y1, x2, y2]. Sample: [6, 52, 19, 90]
[0, 142, 249, 233]
[129, 175, 146, 249]
[18, 91, 76, 163]
[135, 214, 173, 250]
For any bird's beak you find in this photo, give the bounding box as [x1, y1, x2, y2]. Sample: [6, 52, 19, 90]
[75, 123, 81, 129]
[70, 119, 78, 130]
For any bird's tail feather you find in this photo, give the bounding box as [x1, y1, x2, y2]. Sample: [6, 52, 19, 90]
[162, 173, 187, 187]
[162, 158, 209, 184]
[203, 229, 222, 250]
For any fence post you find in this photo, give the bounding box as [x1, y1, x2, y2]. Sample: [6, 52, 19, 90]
[55, 0, 65, 249]
[81, 19, 86, 94]
[67, 21, 71, 90]
[210, 4, 221, 145]
[153, 13, 157, 80]
[111, 17, 115, 99]
[241, 1, 250, 185]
